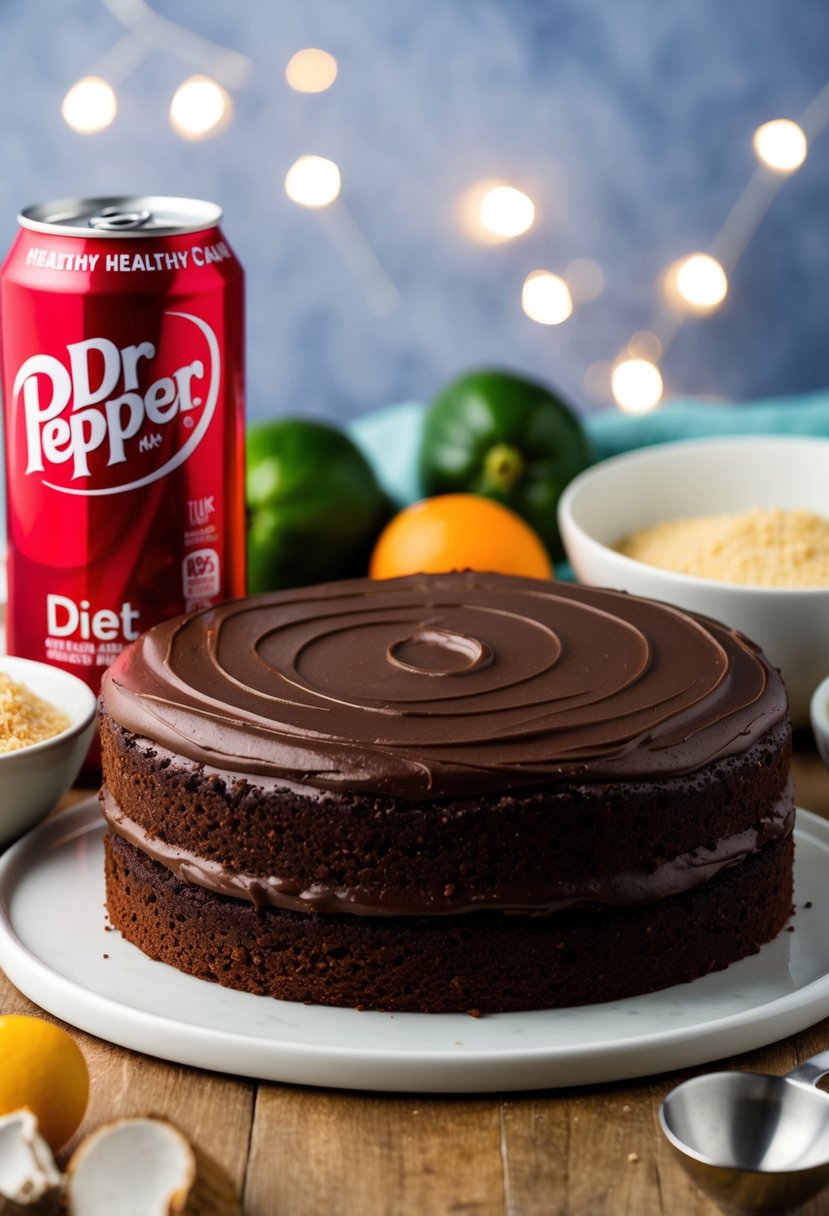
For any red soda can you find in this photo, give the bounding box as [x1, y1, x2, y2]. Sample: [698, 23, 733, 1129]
[0, 195, 245, 719]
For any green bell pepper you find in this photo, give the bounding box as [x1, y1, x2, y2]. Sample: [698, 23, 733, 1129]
[246, 418, 391, 592]
[419, 369, 592, 562]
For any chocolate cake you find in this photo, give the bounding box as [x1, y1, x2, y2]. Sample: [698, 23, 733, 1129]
[99, 572, 794, 1013]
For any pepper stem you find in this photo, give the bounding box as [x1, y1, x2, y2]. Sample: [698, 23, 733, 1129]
[482, 443, 525, 493]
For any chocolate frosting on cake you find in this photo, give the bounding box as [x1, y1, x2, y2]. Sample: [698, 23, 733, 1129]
[101, 572, 788, 799]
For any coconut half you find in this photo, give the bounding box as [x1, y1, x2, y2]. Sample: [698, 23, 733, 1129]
[64, 1118, 240, 1216]
[0, 1110, 61, 1214]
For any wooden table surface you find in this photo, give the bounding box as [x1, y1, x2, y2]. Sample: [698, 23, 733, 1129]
[3, 744, 829, 1215]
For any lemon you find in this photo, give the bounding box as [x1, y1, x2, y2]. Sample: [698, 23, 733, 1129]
[0, 1014, 89, 1151]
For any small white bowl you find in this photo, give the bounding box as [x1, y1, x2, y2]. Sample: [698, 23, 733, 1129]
[558, 435, 829, 726]
[811, 674, 829, 769]
[0, 656, 97, 846]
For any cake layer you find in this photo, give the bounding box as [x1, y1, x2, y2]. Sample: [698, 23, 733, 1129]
[100, 573, 789, 800]
[104, 830, 795, 1014]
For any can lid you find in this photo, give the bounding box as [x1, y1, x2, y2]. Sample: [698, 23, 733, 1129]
[18, 196, 223, 238]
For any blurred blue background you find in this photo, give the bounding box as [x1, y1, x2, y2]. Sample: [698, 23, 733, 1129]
[1, 0, 827, 424]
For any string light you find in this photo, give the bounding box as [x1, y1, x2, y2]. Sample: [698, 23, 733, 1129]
[611, 358, 664, 415]
[602, 88, 821, 413]
[668, 253, 729, 312]
[285, 48, 338, 93]
[169, 76, 231, 140]
[61, 76, 117, 134]
[521, 271, 573, 325]
[62, 10, 829, 411]
[100, 0, 252, 87]
[753, 119, 808, 173]
[470, 83, 825, 409]
[61, 0, 252, 137]
[285, 158, 399, 317]
[285, 156, 342, 208]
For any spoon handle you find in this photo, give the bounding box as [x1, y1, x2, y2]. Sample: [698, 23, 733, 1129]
[786, 1050, 829, 1088]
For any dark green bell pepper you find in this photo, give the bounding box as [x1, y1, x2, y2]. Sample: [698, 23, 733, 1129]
[246, 418, 391, 592]
[418, 369, 592, 562]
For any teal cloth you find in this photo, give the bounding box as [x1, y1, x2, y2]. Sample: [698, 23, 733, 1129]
[347, 390, 829, 508]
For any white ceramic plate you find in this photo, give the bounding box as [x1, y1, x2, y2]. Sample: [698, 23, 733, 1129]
[1, 800, 828, 1094]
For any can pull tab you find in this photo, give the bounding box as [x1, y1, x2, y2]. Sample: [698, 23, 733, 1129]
[88, 207, 153, 231]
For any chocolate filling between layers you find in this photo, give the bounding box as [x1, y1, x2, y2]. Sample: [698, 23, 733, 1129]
[100, 782, 795, 917]
[99, 708, 793, 920]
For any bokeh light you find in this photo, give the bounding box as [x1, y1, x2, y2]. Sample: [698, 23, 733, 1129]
[460, 180, 536, 243]
[285, 48, 338, 93]
[582, 361, 612, 403]
[564, 258, 605, 304]
[169, 76, 231, 140]
[628, 330, 662, 361]
[753, 119, 808, 174]
[521, 271, 573, 325]
[668, 253, 728, 312]
[285, 155, 342, 208]
[61, 77, 117, 134]
[611, 358, 664, 414]
[480, 185, 534, 239]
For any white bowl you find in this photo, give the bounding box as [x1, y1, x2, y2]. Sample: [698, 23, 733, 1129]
[811, 674, 829, 769]
[0, 656, 97, 846]
[558, 435, 829, 726]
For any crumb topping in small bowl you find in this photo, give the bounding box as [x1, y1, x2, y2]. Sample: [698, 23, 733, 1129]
[0, 671, 70, 754]
[615, 507, 829, 589]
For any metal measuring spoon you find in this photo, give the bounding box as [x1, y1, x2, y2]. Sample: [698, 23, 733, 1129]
[659, 1050, 829, 1213]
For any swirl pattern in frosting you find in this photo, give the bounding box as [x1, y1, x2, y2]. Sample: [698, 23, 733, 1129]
[101, 571, 788, 799]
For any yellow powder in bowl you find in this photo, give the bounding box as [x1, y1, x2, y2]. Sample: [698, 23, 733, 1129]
[616, 507, 829, 588]
[0, 671, 70, 753]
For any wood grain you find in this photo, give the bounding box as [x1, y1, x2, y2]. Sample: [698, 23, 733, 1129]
[1, 748, 828, 1214]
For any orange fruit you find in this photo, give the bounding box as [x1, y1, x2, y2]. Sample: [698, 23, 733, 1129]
[369, 493, 553, 580]
[0, 1014, 89, 1151]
